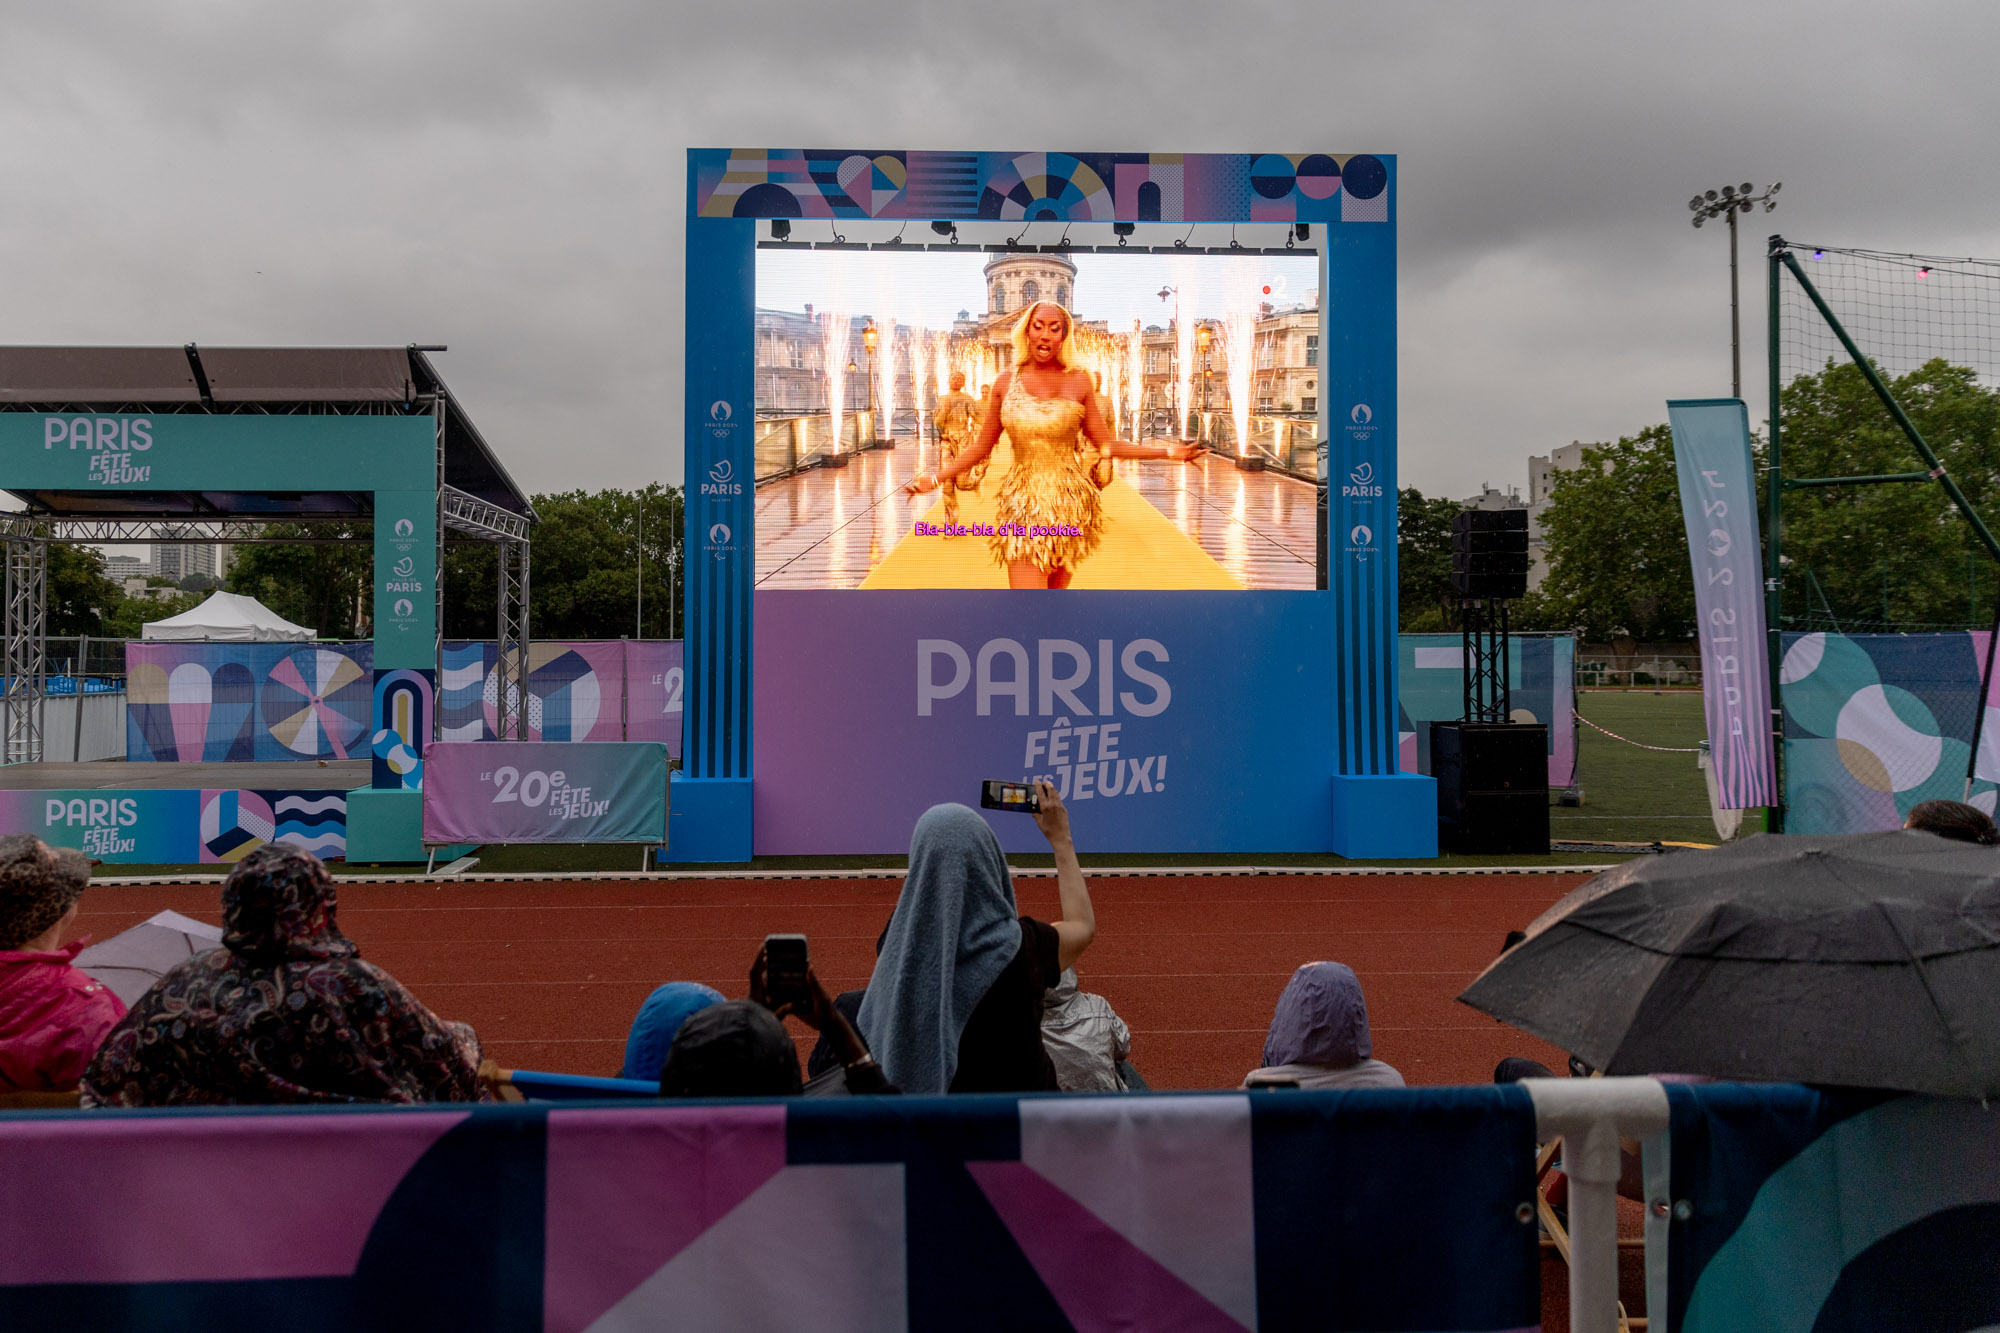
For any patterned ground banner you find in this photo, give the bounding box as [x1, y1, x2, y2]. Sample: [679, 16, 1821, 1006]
[0, 788, 346, 864]
[439, 641, 681, 758]
[127, 641, 680, 762]
[1667, 1084, 2000, 1333]
[127, 643, 373, 763]
[1779, 632, 1999, 833]
[1397, 634, 1577, 785]
[0, 1088, 1537, 1332]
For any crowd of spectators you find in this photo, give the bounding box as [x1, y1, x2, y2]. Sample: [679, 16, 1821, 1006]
[6, 794, 1994, 1109]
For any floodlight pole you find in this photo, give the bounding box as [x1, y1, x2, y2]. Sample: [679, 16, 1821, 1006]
[1729, 207, 1741, 398]
[1689, 183, 1780, 399]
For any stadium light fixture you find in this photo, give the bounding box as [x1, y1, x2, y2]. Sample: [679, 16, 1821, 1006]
[1689, 180, 1781, 397]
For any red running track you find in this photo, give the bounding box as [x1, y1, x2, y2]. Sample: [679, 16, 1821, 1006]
[75, 872, 1586, 1089]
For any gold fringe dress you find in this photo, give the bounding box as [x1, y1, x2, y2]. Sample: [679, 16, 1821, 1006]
[989, 386, 1104, 572]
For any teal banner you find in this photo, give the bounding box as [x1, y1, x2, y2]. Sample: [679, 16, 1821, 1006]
[0, 411, 439, 694]
[372, 489, 437, 668]
[0, 413, 434, 491]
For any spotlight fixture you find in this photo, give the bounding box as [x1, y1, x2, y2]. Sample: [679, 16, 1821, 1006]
[1813, 250, 1824, 260]
[1919, 266, 1931, 278]
[1112, 222, 1135, 246]
[929, 220, 958, 244]
[770, 219, 791, 241]
[1295, 223, 1311, 242]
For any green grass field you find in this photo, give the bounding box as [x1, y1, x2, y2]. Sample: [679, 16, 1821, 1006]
[1554, 689, 1722, 846]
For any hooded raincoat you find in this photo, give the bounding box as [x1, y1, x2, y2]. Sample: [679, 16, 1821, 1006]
[1243, 961, 1405, 1090]
[0, 940, 125, 1093]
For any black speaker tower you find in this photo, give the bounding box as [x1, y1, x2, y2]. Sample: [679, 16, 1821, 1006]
[1432, 507, 1549, 854]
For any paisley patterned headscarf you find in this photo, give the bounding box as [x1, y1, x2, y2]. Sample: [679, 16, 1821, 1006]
[81, 843, 484, 1107]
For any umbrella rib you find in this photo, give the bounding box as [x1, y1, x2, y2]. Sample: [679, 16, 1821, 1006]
[1871, 898, 1981, 1085]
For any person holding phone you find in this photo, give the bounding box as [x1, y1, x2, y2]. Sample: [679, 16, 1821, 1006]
[858, 780, 1095, 1094]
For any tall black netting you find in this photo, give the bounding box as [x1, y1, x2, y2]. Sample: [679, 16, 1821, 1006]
[1774, 240, 2000, 635]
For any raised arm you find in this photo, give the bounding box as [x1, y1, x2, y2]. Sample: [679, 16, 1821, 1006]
[1031, 778, 1096, 971]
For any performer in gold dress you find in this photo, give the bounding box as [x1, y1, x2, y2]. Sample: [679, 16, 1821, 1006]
[906, 302, 1200, 588]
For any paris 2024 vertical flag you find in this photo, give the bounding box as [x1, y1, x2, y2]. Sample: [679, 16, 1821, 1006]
[1668, 398, 1775, 808]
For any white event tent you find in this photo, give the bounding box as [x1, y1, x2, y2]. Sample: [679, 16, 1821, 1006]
[141, 591, 315, 642]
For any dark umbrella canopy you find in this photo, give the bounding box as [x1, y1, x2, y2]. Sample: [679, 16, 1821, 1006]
[1459, 831, 2000, 1097]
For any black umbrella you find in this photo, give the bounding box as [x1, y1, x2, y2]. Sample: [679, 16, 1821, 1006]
[1459, 830, 2000, 1097]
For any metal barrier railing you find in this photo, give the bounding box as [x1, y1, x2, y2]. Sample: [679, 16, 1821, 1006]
[1527, 1076, 1671, 1333]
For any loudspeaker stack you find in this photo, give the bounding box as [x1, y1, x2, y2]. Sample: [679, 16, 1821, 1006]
[1450, 509, 1529, 600]
[1430, 721, 1551, 855]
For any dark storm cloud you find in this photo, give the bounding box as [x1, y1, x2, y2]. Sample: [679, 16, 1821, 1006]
[2, 1, 1996, 495]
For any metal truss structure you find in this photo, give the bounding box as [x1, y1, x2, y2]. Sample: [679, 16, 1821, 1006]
[3, 537, 48, 764]
[1, 346, 537, 762]
[0, 499, 533, 762]
[492, 540, 532, 741]
[1459, 597, 1512, 724]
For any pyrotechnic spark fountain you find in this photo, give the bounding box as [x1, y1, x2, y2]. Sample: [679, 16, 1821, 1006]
[1172, 259, 1197, 439]
[1223, 258, 1260, 460]
[875, 320, 897, 443]
[1105, 348, 1122, 438]
[906, 325, 927, 466]
[819, 308, 851, 456]
[1125, 321, 1144, 441]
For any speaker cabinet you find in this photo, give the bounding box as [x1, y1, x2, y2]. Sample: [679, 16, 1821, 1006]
[1430, 721, 1550, 854]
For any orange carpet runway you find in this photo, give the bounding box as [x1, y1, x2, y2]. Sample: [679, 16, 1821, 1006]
[75, 872, 1584, 1089]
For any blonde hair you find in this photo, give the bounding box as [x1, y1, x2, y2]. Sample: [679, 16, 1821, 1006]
[1010, 301, 1077, 370]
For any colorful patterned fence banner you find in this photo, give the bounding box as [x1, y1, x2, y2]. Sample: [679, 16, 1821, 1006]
[1396, 634, 1577, 785]
[693, 149, 1392, 224]
[1666, 1084, 2000, 1332]
[1667, 399, 1775, 808]
[0, 1088, 1537, 1332]
[439, 641, 682, 756]
[423, 742, 668, 845]
[127, 642, 373, 762]
[128, 641, 681, 762]
[1779, 632, 1998, 833]
[0, 788, 346, 863]
[620, 641, 685, 747]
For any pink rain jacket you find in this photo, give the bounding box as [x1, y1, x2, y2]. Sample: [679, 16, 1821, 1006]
[0, 940, 126, 1093]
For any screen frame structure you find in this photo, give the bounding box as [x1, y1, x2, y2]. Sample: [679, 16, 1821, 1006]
[677, 149, 1431, 860]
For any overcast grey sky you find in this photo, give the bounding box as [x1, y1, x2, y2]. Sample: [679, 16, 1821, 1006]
[4, 1, 1996, 499]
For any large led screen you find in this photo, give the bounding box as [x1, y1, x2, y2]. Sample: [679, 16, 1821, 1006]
[752, 231, 1323, 591]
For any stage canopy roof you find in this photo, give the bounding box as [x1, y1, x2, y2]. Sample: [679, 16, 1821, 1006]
[142, 591, 315, 642]
[0, 345, 535, 524]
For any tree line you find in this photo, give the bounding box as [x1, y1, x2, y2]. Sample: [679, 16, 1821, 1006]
[1399, 358, 2000, 641]
[38, 485, 687, 644]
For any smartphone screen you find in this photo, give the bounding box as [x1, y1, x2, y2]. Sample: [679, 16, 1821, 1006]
[764, 933, 811, 1008]
[980, 780, 1040, 813]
